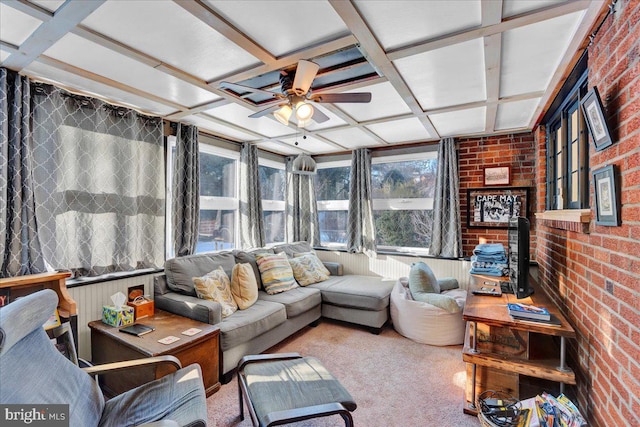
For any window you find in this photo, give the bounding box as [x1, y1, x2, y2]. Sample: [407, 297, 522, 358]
[259, 159, 286, 244]
[371, 151, 438, 253]
[315, 161, 351, 247]
[545, 72, 589, 210]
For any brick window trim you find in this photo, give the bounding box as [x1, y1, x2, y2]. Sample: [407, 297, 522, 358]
[535, 209, 591, 233]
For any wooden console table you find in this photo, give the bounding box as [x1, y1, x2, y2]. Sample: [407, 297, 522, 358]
[89, 310, 220, 397]
[0, 271, 77, 350]
[462, 275, 576, 415]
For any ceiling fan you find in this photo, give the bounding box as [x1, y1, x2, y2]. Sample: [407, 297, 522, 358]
[220, 60, 372, 127]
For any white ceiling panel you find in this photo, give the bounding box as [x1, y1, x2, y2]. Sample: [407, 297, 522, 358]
[366, 117, 433, 143]
[302, 105, 348, 131]
[394, 38, 486, 110]
[0, 50, 10, 63]
[500, 11, 585, 97]
[354, 0, 482, 50]
[81, 1, 260, 82]
[503, 0, 569, 18]
[29, 1, 66, 13]
[0, 3, 42, 46]
[182, 114, 260, 142]
[256, 141, 302, 156]
[336, 82, 411, 122]
[204, 103, 291, 138]
[429, 107, 486, 136]
[496, 98, 541, 130]
[278, 135, 339, 154]
[43, 33, 220, 107]
[205, 0, 348, 56]
[23, 61, 176, 116]
[321, 127, 383, 149]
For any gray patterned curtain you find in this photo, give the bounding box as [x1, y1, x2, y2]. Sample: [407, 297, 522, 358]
[429, 137, 462, 257]
[285, 156, 319, 246]
[347, 148, 376, 256]
[0, 68, 45, 277]
[239, 143, 264, 248]
[172, 123, 200, 257]
[30, 82, 165, 277]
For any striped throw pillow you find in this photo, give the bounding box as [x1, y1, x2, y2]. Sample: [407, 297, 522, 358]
[290, 253, 330, 286]
[193, 266, 238, 318]
[255, 252, 299, 295]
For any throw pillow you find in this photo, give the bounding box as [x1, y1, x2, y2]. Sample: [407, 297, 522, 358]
[231, 263, 258, 309]
[289, 253, 330, 286]
[193, 267, 238, 318]
[408, 261, 440, 299]
[413, 292, 460, 314]
[438, 277, 459, 291]
[255, 252, 299, 295]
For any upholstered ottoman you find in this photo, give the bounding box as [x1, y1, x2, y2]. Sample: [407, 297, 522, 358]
[237, 353, 357, 427]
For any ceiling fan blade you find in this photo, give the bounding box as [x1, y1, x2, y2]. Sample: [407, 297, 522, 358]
[310, 92, 372, 103]
[220, 81, 281, 99]
[311, 107, 330, 124]
[292, 60, 319, 96]
[249, 104, 284, 118]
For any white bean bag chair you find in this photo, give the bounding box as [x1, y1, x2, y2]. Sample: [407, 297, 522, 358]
[390, 278, 467, 346]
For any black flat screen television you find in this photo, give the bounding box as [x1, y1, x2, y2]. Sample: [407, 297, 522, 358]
[508, 216, 533, 299]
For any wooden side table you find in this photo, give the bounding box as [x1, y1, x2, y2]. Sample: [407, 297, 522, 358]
[89, 310, 220, 397]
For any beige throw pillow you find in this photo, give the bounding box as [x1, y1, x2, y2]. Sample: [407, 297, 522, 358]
[193, 266, 238, 318]
[231, 263, 258, 309]
[290, 253, 330, 286]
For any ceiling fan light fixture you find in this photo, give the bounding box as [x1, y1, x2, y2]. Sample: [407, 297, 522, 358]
[295, 101, 314, 122]
[292, 153, 317, 175]
[274, 105, 292, 126]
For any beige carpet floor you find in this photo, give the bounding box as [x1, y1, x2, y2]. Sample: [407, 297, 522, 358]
[206, 320, 481, 426]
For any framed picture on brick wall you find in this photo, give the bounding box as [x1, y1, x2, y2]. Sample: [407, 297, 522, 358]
[467, 187, 529, 228]
[581, 87, 613, 151]
[483, 166, 511, 186]
[593, 165, 620, 226]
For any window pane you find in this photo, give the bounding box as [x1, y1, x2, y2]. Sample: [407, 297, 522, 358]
[374, 210, 433, 248]
[571, 171, 578, 202]
[263, 210, 285, 244]
[371, 159, 437, 199]
[200, 152, 235, 197]
[318, 211, 348, 245]
[316, 167, 350, 201]
[259, 166, 285, 201]
[197, 209, 235, 253]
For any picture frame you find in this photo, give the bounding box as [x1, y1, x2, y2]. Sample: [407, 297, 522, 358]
[581, 87, 613, 151]
[592, 165, 620, 226]
[483, 166, 511, 186]
[467, 187, 529, 228]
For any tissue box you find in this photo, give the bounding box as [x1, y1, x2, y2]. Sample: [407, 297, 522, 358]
[127, 298, 154, 320]
[102, 305, 135, 327]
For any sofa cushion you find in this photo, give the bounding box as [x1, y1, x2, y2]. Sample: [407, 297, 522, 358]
[258, 287, 321, 318]
[412, 292, 460, 313]
[218, 300, 287, 351]
[165, 251, 236, 296]
[409, 261, 440, 296]
[233, 248, 274, 290]
[193, 267, 237, 318]
[272, 241, 313, 258]
[308, 275, 395, 311]
[231, 263, 259, 310]
[289, 253, 330, 286]
[255, 252, 299, 295]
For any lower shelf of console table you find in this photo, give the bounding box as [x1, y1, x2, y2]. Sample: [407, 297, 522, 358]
[89, 310, 220, 397]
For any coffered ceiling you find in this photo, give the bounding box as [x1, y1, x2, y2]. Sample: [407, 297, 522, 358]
[0, 0, 606, 156]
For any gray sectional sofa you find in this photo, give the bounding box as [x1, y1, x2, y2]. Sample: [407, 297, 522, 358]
[154, 241, 395, 382]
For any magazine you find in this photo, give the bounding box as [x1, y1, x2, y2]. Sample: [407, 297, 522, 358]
[507, 302, 551, 321]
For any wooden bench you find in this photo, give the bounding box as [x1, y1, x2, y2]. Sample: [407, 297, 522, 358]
[237, 353, 356, 427]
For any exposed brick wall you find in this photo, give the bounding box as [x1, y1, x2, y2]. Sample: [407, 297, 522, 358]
[458, 133, 537, 257]
[532, 1, 640, 426]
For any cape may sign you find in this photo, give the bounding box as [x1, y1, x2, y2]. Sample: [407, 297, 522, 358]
[467, 187, 529, 228]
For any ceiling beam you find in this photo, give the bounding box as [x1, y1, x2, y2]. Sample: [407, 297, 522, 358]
[173, 0, 275, 64]
[387, 0, 590, 61]
[3, 0, 53, 22]
[2, 0, 105, 71]
[530, 0, 610, 128]
[482, 1, 503, 133]
[329, 0, 440, 140]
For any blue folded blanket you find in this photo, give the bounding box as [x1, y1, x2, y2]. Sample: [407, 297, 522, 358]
[469, 267, 509, 277]
[473, 243, 506, 256]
